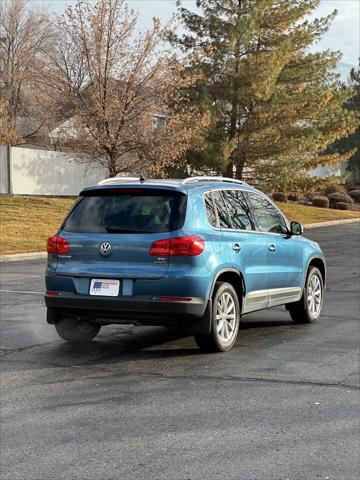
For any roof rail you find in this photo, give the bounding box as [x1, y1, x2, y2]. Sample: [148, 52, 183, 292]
[181, 176, 246, 186]
[98, 176, 142, 185]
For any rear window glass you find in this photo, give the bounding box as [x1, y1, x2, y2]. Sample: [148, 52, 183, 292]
[62, 189, 187, 234]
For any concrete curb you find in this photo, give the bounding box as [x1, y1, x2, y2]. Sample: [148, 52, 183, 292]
[1, 218, 359, 263]
[304, 217, 360, 229]
[0, 252, 47, 263]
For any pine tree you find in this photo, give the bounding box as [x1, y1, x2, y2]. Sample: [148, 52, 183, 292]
[326, 61, 360, 186]
[172, 0, 359, 191]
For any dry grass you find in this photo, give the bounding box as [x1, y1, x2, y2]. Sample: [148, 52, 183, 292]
[0, 196, 75, 254]
[277, 202, 360, 224]
[0, 195, 359, 255]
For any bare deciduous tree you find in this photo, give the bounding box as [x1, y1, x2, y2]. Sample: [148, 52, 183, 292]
[44, 0, 208, 176]
[0, 0, 54, 144]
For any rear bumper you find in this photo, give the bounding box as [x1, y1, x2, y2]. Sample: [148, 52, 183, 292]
[45, 292, 208, 323]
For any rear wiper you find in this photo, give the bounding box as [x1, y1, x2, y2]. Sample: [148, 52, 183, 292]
[105, 227, 144, 233]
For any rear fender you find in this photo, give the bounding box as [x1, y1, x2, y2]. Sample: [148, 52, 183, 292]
[197, 268, 245, 334]
[208, 268, 245, 302]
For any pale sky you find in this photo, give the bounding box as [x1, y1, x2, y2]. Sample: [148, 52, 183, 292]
[33, 0, 359, 66]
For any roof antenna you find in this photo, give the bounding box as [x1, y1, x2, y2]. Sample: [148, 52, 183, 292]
[139, 175, 145, 183]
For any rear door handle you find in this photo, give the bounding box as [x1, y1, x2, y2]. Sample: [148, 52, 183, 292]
[232, 243, 241, 253]
[269, 244, 276, 253]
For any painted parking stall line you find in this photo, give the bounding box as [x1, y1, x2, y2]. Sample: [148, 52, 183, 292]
[0, 289, 44, 296]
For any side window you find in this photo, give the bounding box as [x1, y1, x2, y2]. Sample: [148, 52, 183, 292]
[246, 192, 288, 234]
[213, 191, 232, 228]
[222, 190, 255, 231]
[204, 193, 217, 227]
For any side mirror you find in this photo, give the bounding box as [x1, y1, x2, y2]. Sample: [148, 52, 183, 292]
[290, 221, 303, 236]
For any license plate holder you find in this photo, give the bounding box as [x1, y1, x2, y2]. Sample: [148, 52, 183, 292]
[89, 279, 120, 297]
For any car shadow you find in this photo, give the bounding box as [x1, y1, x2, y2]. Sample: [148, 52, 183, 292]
[240, 319, 295, 329]
[49, 316, 297, 362]
[54, 325, 198, 357]
[2, 315, 300, 375]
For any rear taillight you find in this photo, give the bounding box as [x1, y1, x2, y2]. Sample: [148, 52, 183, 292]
[149, 236, 205, 257]
[47, 236, 70, 255]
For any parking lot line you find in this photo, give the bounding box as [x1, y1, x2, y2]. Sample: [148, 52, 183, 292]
[0, 289, 43, 295]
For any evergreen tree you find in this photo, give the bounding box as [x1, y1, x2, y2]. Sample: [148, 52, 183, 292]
[171, 0, 359, 190]
[327, 61, 360, 186]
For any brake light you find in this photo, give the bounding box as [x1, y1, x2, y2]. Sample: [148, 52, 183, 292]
[47, 236, 70, 255]
[108, 189, 145, 194]
[149, 236, 205, 257]
[149, 239, 170, 256]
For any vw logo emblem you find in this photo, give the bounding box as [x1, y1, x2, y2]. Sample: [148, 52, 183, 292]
[99, 242, 112, 256]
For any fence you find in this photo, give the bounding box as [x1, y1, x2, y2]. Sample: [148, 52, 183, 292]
[0, 146, 107, 196]
[1, 145, 356, 196]
[0, 146, 10, 194]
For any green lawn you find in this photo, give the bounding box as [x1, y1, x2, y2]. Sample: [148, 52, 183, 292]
[0, 195, 359, 255]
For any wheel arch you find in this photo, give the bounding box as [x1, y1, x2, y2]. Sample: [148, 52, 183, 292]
[209, 268, 245, 306]
[306, 257, 326, 287]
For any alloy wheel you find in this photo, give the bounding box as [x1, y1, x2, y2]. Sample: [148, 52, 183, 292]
[307, 273, 322, 317]
[216, 291, 237, 343]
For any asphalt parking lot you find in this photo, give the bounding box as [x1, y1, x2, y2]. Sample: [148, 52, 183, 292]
[0, 224, 359, 480]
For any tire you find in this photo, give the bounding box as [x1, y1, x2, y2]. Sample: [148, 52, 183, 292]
[288, 266, 324, 324]
[194, 282, 240, 353]
[55, 316, 100, 343]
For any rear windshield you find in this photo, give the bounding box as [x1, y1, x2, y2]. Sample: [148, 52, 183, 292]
[62, 189, 187, 234]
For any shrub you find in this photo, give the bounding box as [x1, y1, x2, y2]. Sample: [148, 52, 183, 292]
[321, 177, 346, 195]
[308, 192, 321, 201]
[312, 196, 329, 208]
[328, 193, 353, 208]
[336, 202, 351, 210]
[272, 192, 287, 202]
[288, 193, 298, 201]
[349, 190, 360, 203]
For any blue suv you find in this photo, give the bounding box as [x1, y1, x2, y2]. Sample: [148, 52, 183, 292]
[45, 176, 326, 352]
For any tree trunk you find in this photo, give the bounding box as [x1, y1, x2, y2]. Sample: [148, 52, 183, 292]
[230, 145, 246, 180]
[235, 157, 246, 180]
[107, 154, 118, 177]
